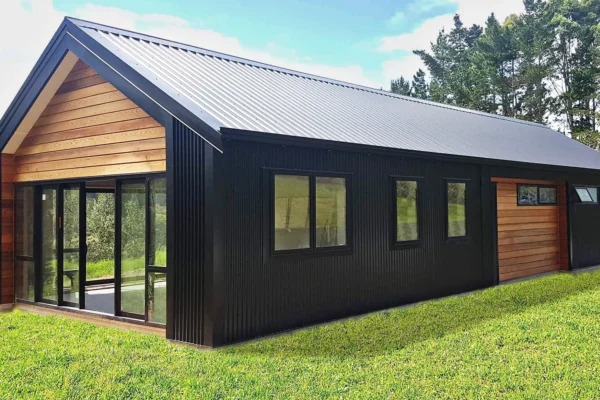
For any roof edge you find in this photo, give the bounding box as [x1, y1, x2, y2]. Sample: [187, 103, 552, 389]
[66, 17, 550, 131]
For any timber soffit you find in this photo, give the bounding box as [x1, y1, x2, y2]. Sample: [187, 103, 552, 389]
[66, 17, 600, 171]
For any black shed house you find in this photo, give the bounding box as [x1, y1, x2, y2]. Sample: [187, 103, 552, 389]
[2, 18, 600, 347]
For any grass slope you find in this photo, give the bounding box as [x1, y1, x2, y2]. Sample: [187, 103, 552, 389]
[2, 270, 600, 398]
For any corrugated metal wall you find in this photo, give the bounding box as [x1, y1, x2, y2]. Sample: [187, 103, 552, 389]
[570, 186, 600, 269]
[220, 140, 486, 344]
[168, 120, 205, 344]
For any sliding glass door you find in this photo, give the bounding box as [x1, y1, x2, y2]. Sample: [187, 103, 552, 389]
[40, 186, 58, 303]
[14, 175, 167, 326]
[60, 184, 83, 307]
[118, 180, 146, 319]
[117, 177, 167, 324]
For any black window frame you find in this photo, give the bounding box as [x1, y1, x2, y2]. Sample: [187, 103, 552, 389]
[517, 184, 558, 206]
[268, 169, 352, 257]
[445, 178, 469, 242]
[573, 186, 599, 204]
[390, 176, 423, 250]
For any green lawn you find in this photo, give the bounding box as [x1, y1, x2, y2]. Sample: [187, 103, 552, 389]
[3, 270, 600, 398]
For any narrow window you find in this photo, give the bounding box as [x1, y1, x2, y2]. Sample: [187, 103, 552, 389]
[274, 175, 310, 251]
[447, 182, 467, 238]
[575, 187, 598, 204]
[316, 177, 347, 248]
[15, 186, 35, 301]
[395, 180, 419, 242]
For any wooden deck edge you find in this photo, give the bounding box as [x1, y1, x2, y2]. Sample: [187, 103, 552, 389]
[0, 303, 15, 312]
[14, 303, 166, 337]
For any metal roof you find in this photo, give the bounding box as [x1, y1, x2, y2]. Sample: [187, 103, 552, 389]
[70, 18, 600, 170]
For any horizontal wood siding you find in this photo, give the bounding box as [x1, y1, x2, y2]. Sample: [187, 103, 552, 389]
[13, 62, 166, 182]
[1, 155, 14, 303]
[494, 179, 568, 281]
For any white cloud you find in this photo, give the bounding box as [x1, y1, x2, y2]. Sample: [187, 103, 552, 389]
[379, 0, 525, 52]
[0, 1, 387, 118]
[382, 54, 426, 83]
[74, 4, 385, 89]
[0, 0, 64, 118]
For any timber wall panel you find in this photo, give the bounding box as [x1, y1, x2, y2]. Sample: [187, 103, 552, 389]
[1, 155, 14, 303]
[12, 61, 166, 183]
[494, 179, 568, 281]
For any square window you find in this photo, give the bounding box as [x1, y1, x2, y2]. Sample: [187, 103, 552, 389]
[272, 172, 349, 253]
[539, 187, 557, 204]
[518, 185, 538, 205]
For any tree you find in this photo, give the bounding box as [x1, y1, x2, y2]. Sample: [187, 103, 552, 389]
[391, 76, 412, 95]
[411, 69, 429, 99]
[388, 0, 600, 150]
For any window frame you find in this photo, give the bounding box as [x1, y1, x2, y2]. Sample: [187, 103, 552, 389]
[573, 186, 599, 204]
[444, 178, 469, 242]
[390, 176, 424, 250]
[268, 168, 352, 257]
[517, 184, 558, 206]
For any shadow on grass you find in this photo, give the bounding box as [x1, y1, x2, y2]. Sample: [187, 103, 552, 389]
[226, 270, 600, 358]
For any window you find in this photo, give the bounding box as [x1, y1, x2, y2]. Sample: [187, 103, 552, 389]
[539, 187, 557, 204]
[575, 186, 598, 204]
[273, 172, 349, 253]
[394, 179, 419, 243]
[517, 185, 557, 206]
[15, 186, 35, 301]
[316, 177, 347, 248]
[447, 181, 467, 238]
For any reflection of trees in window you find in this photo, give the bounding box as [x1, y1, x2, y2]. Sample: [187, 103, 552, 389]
[274, 175, 310, 250]
[316, 177, 346, 247]
[396, 180, 418, 242]
[447, 182, 466, 237]
[518, 186, 538, 205]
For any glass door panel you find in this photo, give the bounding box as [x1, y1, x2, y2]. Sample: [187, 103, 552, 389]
[84, 184, 116, 315]
[61, 185, 81, 307]
[41, 187, 57, 302]
[15, 186, 35, 301]
[120, 181, 146, 318]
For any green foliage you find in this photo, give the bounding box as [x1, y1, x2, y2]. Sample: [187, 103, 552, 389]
[392, 0, 600, 149]
[3, 270, 600, 398]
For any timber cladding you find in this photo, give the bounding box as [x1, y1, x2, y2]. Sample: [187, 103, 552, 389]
[11, 60, 166, 182]
[1, 155, 14, 303]
[493, 178, 568, 281]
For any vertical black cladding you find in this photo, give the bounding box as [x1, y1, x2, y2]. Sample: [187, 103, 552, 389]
[569, 185, 600, 269]
[220, 140, 491, 345]
[167, 119, 205, 344]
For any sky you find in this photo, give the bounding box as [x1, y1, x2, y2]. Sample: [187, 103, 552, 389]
[0, 0, 525, 117]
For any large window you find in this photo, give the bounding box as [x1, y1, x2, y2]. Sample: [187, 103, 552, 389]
[273, 172, 349, 253]
[518, 185, 557, 206]
[446, 181, 467, 238]
[393, 179, 420, 245]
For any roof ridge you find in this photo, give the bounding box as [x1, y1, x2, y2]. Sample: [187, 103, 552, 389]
[68, 16, 550, 130]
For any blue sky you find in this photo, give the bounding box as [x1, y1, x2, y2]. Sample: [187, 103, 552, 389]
[1, 0, 525, 115]
[53, 0, 456, 70]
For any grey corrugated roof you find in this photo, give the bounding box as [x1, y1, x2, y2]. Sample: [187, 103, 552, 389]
[71, 18, 600, 171]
